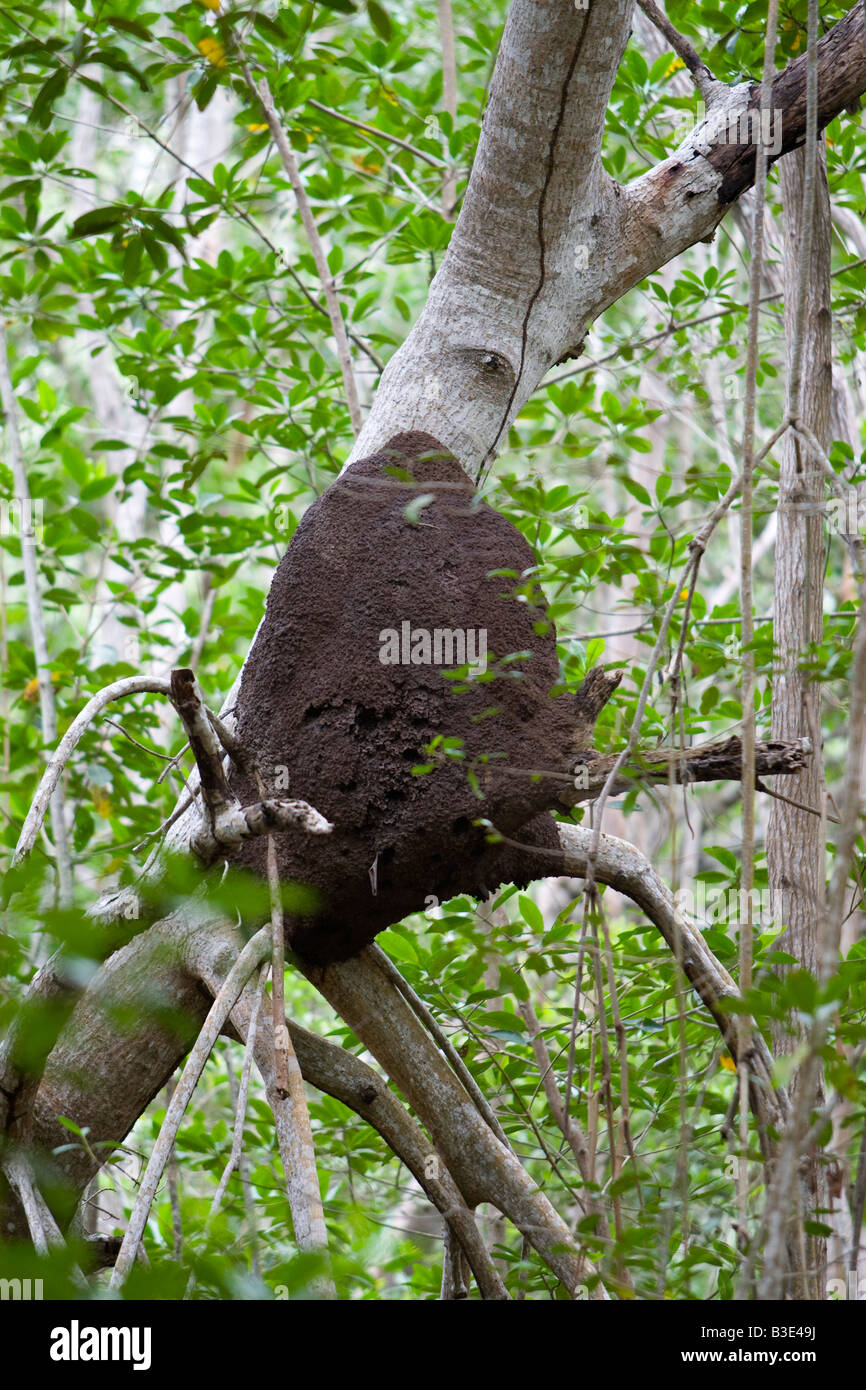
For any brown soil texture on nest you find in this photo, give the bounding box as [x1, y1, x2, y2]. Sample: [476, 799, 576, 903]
[227, 431, 576, 963]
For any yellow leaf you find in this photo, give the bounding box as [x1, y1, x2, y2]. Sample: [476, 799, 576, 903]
[380, 85, 398, 105]
[664, 57, 684, 77]
[720, 1054, 736, 1073]
[351, 154, 382, 175]
[197, 0, 222, 9]
[92, 789, 112, 819]
[247, 123, 268, 132]
[197, 37, 226, 67]
[22, 673, 59, 701]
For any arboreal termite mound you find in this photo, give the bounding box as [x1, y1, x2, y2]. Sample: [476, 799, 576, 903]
[226, 431, 600, 963]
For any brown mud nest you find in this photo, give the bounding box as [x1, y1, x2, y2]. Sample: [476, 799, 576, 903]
[227, 431, 588, 963]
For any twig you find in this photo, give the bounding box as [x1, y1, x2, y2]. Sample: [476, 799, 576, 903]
[163, 1079, 183, 1261]
[756, 778, 836, 822]
[231, 40, 362, 436]
[436, 0, 459, 217]
[518, 987, 625, 1294]
[223, 1039, 261, 1277]
[635, 0, 718, 100]
[103, 717, 177, 761]
[569, 735, 812, 803]
[249, 777, 332, 1270]
[109, 925, 272, 1288]
[369, 943, 509, 1146]
[13, 676, 174, 865]
[518, 995, 595, 1186]
[156, 740, 190, 784]
[213, 967, 266, 1217]
[169, 668, 332, 859]
[589, 903, 623, 1263]
[185, 966, 267, 1298]
[307, 99, 448, 169]
[598, 906, 641, 1201]
[265, 833, 291, 1098]
[737, 0, 781, 1275]
[0, 327, 73, 903]
[3, 1155, 49, 1255]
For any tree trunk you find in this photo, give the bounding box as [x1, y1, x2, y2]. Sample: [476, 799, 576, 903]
[767, 141, 831, 1298]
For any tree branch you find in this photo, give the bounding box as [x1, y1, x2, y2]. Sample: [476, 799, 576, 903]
[634, 0, 718, 99]
[212, 952, 511, 1299]
[621, 5, 866, 312]
[437, 0, 459, 218]
[567, 734, 813, 804]
[169, 668, 332, 860]
[300, 947, 589, 1294]
[13, 676, 173, 867]
[0, 327, 73, 902]
[230, 36, 363, 436]
[108, 926, 272, 1288]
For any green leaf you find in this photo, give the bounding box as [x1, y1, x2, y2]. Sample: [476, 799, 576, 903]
[622, 477, 651, 506]
[482, 1010, 527, 1032]
[376, 929, 417, 962]
[367, 0, 392, 39]
[518, 893, 544, 933]
[802, 1221, 834, 1238]
[786, 969, 817, 1012]
[402, 493, 435, 526]
[655, 473, 672, 503]
[88, 46, 150, 91]
[142, 231, 167, 271]
[68, 206, 128, 239]
[122, 234, 143, 284]
[253, 13, 286, 40]
[104, 15, 153, 40]
[68, 506, 101, 540]
[32, 69, 69, 129]
[80, 477, 117, 501]
[193, 71, 218, 112]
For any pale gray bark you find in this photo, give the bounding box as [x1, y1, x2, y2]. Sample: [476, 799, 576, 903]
[348, 3, 866, 480]
[765, 148, 830, 1300]
[768, 145, 830, 1003]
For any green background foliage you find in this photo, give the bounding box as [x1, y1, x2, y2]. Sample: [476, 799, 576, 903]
[1, 0, 864, 1299]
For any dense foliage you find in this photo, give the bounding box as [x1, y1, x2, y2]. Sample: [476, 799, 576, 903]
[1, 0, 864, 1299]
